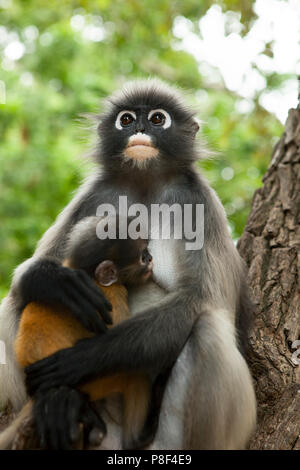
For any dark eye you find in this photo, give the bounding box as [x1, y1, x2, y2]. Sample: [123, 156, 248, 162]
[120, 113, 134, 126]
[150, 112, 165, 126]
[148, 109, 171, 129]
[115, 110, 136, 130]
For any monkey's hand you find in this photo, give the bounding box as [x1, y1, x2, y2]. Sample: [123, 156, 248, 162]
[34, 386, 106, 450]
[25, 338, 101, 394]
[19, 257, 112, 333]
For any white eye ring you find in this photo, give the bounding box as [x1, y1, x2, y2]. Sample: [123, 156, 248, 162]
[115, 110, 136, 130]
[148, 109, 171, 129]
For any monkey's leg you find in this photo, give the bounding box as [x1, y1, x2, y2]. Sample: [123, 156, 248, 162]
[121, 374, 151, 450]
[126, 368, 174, 450]
[181, 310, 256, 450]
[79, 373, 152, 450]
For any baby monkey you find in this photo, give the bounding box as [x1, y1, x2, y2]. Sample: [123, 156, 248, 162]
[1, 216, 154, 450]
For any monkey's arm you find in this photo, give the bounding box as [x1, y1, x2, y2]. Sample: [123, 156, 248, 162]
[9, 176, 113, 333]
[16, 283, 129, 395]
[26, 289, 198, 394]
[14, 258, 112, 334]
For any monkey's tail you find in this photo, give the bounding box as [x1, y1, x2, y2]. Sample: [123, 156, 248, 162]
[0, 400, 32, 449]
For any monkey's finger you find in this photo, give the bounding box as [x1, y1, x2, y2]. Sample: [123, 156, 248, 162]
[76, 269, 113, 310]
[88, 427, 105, 448]
[34, 389, 61, 450]
[65, 285, 109, 332]
[66, 389, 85, 445]
[48, 287, 102, 332]
[30, 374, 65, 395]
[33, 395, 48, 449]
[26, 360, 58, 387]
[76, 270, 113, 312]
[64, 294, 106, 334]
[75, 271, 113, 323]
[41, 390, 60, 450]
[72, 271, 113, 326]
[52, 388, 72, 450]
[62, 282, 108, 334]
[82, 404, 107, 435]
[80, 405, 106, 448]
[26, 366, 61, 394]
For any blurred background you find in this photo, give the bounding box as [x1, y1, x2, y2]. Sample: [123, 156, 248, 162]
[0, 0, 299, 298]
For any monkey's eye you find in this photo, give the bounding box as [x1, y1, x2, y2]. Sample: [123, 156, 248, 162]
[148, 109, 171, 129]
[121, 114, 134, 126]
[115, 110, 136, 130]
[150, 112, 165, 125]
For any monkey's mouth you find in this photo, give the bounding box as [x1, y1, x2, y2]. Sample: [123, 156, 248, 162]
[142, 268, 153, 281]
[141, 262, 153, 281]
[124, 135, 159, 161]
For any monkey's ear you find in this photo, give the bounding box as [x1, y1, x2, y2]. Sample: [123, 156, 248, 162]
[95, 260, 118, 286]
[191, 119, 200, 138]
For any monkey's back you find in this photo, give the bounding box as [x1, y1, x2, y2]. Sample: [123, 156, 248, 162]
[15, 283, 129, 369]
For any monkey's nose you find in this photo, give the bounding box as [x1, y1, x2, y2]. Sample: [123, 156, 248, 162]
[135, 119, 145, 133]
[142, 251, 152, 265]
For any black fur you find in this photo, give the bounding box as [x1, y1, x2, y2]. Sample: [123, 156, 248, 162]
[19, 257, 112, 333]
[98, 82, 198, 173]
[33, 386, 106, 449]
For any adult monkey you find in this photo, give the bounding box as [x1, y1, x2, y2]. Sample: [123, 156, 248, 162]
[0, 79, 256, 449]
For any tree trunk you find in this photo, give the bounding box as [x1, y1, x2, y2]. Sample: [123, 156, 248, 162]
[237, 103, 300, 450]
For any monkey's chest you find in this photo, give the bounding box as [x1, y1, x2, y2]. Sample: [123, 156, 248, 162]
[128, 280, 166, 316]
[148, 239, 179, 291]
[127, 239, 179, 316]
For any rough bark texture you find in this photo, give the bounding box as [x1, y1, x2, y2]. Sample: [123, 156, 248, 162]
[1, 103, 299, 450]
[237, 104, 300, 450]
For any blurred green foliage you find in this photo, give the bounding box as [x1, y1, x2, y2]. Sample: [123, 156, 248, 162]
[0, 0, 285, 298]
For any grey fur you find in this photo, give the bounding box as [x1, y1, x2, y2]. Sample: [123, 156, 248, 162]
[0, 79, 256, 449]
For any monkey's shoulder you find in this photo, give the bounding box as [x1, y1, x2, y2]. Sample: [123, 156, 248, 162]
[159, 169, 215, 207]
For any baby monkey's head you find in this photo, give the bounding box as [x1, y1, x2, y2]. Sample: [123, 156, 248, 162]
[65, 216, 153, 288]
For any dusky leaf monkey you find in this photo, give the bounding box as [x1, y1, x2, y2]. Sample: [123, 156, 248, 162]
[0, 79, 256, 449]
[0, 215, 159, 450]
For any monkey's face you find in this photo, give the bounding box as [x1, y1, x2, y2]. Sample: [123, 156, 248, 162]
[116, 240, 153, 286]
[98, 81, 199, 171]
[94, 244, 152, 287]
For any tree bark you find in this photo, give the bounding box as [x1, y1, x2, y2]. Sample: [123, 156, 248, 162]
[237, 104, 300, 450]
